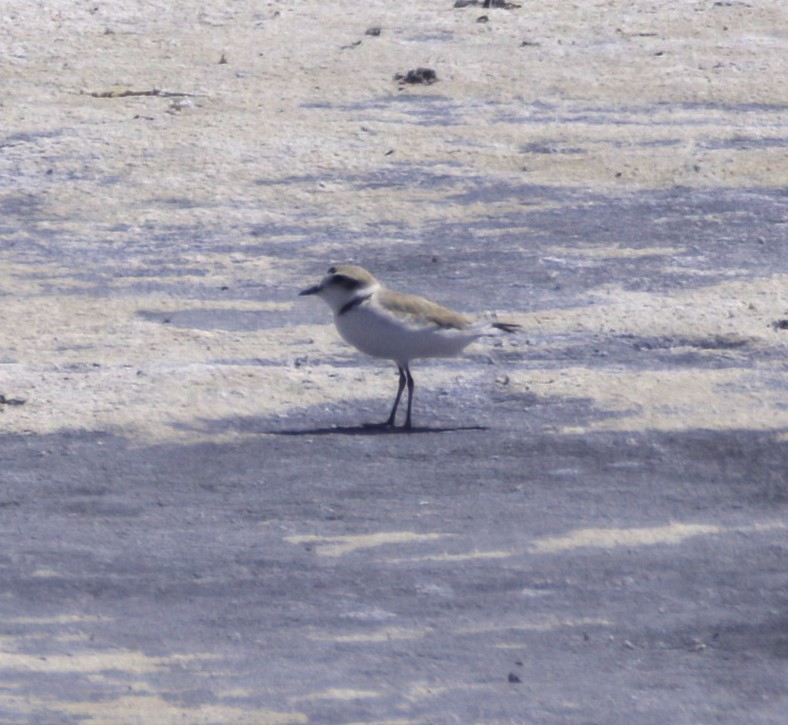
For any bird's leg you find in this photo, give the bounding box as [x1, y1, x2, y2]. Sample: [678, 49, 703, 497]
[383, 366, 407, 427]
[403, 366, 414, 430]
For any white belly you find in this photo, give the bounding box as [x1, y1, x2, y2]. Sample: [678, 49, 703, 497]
[335, 307, 478, 365]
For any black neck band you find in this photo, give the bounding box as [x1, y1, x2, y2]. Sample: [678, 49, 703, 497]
[338, 293, 372, 316]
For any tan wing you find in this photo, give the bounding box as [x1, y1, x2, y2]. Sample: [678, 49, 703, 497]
[377, 289, 472, 330]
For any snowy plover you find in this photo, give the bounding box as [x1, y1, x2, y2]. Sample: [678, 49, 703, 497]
[299, 264, 519, 429]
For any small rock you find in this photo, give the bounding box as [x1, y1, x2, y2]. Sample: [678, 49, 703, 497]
[394, 67, 438, 85]
[168, 97, 192, 113]
[687, 638, 706, 652]
[365, 27, 381, 36]
[508, 672, 522, 683]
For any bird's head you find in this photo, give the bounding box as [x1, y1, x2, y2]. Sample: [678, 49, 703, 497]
[299, 264, 378, 314]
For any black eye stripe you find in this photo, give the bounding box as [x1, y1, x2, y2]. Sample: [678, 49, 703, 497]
[331, 274, 362, 290]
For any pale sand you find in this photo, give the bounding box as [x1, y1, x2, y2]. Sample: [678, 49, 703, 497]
[1, 0, 786, 443]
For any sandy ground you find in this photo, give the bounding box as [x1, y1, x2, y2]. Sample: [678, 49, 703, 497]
[1, 0, 787, 723]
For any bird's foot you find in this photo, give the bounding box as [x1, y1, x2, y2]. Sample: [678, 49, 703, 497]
[362, 420, 396, 430]
[362, 418, 412, 431]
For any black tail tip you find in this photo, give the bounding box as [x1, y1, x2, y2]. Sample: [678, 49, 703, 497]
[492, 321, 521, 333]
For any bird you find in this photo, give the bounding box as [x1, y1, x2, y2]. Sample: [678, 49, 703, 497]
[299, 264, 519, 429]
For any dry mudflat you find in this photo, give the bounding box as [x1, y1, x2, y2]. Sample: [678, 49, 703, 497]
[0, 1, 786, 723]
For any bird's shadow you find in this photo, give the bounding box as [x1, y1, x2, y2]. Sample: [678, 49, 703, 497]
[271, 423, 488, 436]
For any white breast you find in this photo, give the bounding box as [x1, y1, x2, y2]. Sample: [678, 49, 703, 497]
[335, 305, 479, 365]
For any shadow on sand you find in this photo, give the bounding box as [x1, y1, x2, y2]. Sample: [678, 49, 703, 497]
[270, 424, 488, 436]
